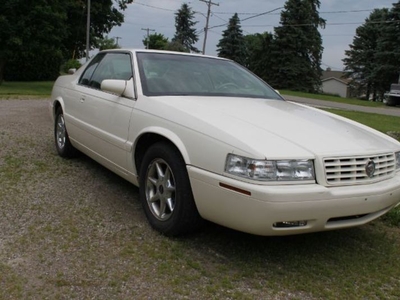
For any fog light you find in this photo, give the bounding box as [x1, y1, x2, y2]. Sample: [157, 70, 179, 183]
[273, 221, 308, 228]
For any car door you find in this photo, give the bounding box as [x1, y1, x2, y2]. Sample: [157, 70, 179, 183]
[72, 52, 136, 172]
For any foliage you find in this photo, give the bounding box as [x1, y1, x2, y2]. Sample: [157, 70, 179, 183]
[0, 0, 134, 82]
[245, 32, 275, 82]
[0, 0, 67, 82]
[217, 13, 247, 66]
[60, 59, 82, 74]
[172, 3, 199, 53]
[143, 33, 169, 50]
[343, 8, 392, 101]
[95, 35, 120, 51]
[269, 0, 326, 93]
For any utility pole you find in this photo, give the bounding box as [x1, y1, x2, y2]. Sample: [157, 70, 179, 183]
[200, 0, 219, 55]
[114, 36, 122, 47]
[85, 0, 91, 61]
[141, 28, 155, 49]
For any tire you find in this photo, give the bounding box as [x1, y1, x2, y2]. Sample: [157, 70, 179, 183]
[54, 107, 77, 158]
[139, 142, 203, 236]
[386, 96, 396, 107]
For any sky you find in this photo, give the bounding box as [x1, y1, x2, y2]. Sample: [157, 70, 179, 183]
[109, 0, 397, 71]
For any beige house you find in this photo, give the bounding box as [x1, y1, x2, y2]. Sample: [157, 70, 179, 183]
[321, 69, 351, 98]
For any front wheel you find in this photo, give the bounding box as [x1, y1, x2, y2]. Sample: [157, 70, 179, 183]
[139, 142, 202, 236]
[54, 107, 77, 158]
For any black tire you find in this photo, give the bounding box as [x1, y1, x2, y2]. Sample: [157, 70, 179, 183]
[139, 142, 203, 236]
[386, 96, 398, 107]
[54, 107, 77, 158]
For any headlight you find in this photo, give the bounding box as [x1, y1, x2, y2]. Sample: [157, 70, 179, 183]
[396, 151, 400, 170]
[225, 154, 315, 181]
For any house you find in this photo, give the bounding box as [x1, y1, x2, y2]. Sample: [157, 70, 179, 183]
[321, 69, 351, 98]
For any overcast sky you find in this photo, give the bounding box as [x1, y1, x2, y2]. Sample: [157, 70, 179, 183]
[109, 0, 396, 71]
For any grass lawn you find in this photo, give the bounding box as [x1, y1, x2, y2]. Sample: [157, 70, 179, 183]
[281, 90, 386, 108]
[0, 81, 53, 97]
[325, 108, 400, 134]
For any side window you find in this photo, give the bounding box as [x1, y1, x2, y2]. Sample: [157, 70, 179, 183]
[79, 53, 105, 86]
[79, 52, 133, 90]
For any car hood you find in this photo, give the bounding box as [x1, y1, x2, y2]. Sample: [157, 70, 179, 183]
[139, 96, 399, 159]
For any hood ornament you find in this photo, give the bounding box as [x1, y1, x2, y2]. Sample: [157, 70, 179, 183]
[365, 160, 376, 178]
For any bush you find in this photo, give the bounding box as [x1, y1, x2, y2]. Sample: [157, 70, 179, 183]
[4, 48, 63, 81]
[61, 59, 82, 74]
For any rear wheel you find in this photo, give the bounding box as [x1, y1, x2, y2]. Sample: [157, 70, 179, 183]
[54, 107, 77, 158]
[139, 142, 202, 236]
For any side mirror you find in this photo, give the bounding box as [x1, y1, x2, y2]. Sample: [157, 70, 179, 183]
[68, 68, 76, 74]
[101, 79, 127, 96]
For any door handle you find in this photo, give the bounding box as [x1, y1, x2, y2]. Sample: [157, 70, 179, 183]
[80, 96, 86, 103]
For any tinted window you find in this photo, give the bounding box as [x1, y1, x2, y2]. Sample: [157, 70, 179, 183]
[79, 52, 133, 89]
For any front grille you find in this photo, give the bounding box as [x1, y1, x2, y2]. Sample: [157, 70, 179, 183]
[324, 153, 395, 185]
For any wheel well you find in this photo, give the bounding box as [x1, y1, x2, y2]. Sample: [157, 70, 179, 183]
[134, 133, 183, 174]
[54, 101, 62, 115]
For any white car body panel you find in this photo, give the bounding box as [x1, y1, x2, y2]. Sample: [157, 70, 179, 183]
[51, 49, 400, 236]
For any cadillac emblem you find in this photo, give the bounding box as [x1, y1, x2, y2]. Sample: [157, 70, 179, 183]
[365, 160, 376, 178]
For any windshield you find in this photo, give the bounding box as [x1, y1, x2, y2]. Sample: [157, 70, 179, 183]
[136, 52, 282, 100]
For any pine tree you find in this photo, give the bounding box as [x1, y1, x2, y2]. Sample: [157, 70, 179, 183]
[343, 8, 390, 100]
[375, 1, 400, 92]
[172, 3, 199, 53]
[270, 0, 325, 92]
[245, 32, 275, 81]
[216, 13, 247, 65]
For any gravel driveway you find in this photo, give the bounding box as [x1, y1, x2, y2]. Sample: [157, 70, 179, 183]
[0, 99, 290, 299]
[0, 99, 160, 298]
[1, 99, 399, 300]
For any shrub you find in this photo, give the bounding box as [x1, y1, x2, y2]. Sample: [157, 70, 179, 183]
[61, 59, 82, 74]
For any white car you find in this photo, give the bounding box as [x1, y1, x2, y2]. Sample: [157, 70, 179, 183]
[51, 49, 400, 236]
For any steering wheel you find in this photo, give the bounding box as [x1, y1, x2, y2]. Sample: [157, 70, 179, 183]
[216, 82, 239, 91]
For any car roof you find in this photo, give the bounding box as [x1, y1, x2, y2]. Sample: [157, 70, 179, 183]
[100, 48, 228, 61]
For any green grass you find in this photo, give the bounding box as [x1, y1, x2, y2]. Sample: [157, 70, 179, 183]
[0, 81, 53, 96]
[281, 90, 386, 108]
[324, 108, 400, 133]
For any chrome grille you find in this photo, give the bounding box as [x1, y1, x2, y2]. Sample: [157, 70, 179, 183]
[324, 153, 395, 185]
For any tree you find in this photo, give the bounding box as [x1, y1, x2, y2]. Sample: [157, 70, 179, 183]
[270, 0, 326, 92]
[343, 8, 390, 100]
[217, 13, 247, 66]
[142, 33, 169, 50]
[172, 3, 199, 53]
[0, 0, 134, 82]
[0, 0, 67, 82]
[375, 2, 400, 93]
[245, 32, 275, 82]
[95, 35, 120, 50]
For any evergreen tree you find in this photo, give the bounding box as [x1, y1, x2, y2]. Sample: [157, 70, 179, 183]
[172, 3, 199, 53]
[271, 0, 325, 92]
[245, 32, 275, 82]
[343, 8, 390, 100]
[375, 1, 400, 92]
[217, 13, 247, 65]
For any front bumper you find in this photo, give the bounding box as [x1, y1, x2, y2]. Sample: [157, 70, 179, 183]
[187, 166, 400, 236]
